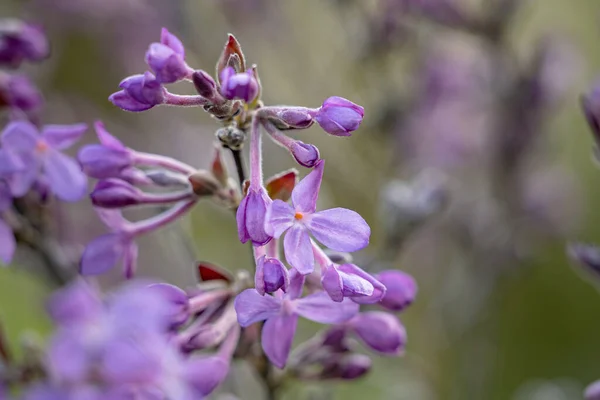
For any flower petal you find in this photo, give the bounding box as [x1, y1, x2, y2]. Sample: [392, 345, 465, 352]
[79, 233, 127, 275]
[264, 199, 295, 238]
[349, 312, 406, 355]
[122, 241, 139, 279]
[283, 225, 314, 275]
[321, 265, 343, 302]
[42, 123, 87, 150]
[185, 356, 229, 397]
[1, 120, 38, 152]
[233, 289, 281, 327]
[7, 153, 39, 196]
[291, 160, 324, 213]
[109, 90, 155, 112]
[295, 291, 359, 324]
[236, 193, 250, 243]
[338, 263, 386, 304]
[0, 219, 16, 264]
[43, 149, 87, 202]
[339, 269, 374, 297]
[307, 207, 370, 252]
[261, 314, 298, 368]
[94, 121, 125, 149]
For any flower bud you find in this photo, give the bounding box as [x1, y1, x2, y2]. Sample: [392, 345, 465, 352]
[90, 178, 144, 209]
[188, 170, 221, 196]
[349, 312, 406, 355]
[314, 96, 364, 136]
[275, 108, 314, 129]
[193, 70, 218, 99]
[291, 141, 320, 168]
[0, 19, 49, 67]
[255, 255, 289, 295]
[109, 72, 165, 112]
[374, 270, 417, 311]
[216, 34, 246, 80]
[0, 73, 43, 112]
[321, 354, 371, 380]
[236, 186, 272, 245]
[77, 144, 133, 179]
[148, 283, 190, 329]
[585, 380, 600, 400]
[219, 66, 259, 103]
[145, 169, 189, 188]
[216, 126, 246, 150]
[145, 28, 188, 84]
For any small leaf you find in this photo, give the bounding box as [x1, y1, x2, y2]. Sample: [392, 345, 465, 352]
[216, 34, 246, 83]
[266, 169, 298, 202]
[197, 262, 232, 283]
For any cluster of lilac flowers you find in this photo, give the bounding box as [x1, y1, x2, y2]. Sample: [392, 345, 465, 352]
[0, 23, 418, 399]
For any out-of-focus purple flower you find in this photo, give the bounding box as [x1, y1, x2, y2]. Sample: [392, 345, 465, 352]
[219, 66, 259, 103]
[585, 380, 600, 400]
[313, 96, 364, 136]
[145, 28, 190, 84]
[265, 161, 370, 274]
[255, 255, 290, 295]
[290, 141, 320, 168]
[237, 186, 272, 246]
[0, 181, 16, 264]
[582, 81, 600, 148]
[321, 262, 385, 304]
[568, 243, 600, 282]
[77, 121, 134, 179]
[1, 120, 87, 201]
[374, 270, 417, 311]
[320, 353, 372, 380]
[80, 209, 137, 277]
[0, 19, 49, 68]
[90, 178, 166, 209]
[0, 73, 43, 113]
[235, 271, 359, 368]
[109, 72, 165, 112]
[347, 312, 406, 355]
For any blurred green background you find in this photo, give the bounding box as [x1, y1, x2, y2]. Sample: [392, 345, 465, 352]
[2, 1, 600, 399]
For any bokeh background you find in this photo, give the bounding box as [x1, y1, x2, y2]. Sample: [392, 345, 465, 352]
[2, 0, 600, 399]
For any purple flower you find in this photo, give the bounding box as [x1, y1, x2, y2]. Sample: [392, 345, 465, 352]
[374, 270, 417, 311]
[219, 66, 259, 103]
[265, 160, 370, 274]
[77, 121, 134, 179]
[347, 312, 406, 355]
[80, 209, 137, 277]
[290, 141, 320, 168]
[234, 271, 359, 368]
[321, 262, 386, 303]
[1, 120, 87, 201]
[0, 181, 16, 264]
[0, 73, 43, 113]
[582, 82, 600, 149]
[109, 72, 165, 112]
[90, 178, 145, 209]
[255, 255, 289, 295]
[193, 69, 218, 99]
[236, 186, 272, 246]
[314, 96, 364, 136]
[145, 28, 190, 84]
[0, 19, 49, 68]
[320, 354, 372, 380]
[586, 380, 600, 400]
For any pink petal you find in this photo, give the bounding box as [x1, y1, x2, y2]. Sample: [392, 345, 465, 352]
[307, 207, 370, 252]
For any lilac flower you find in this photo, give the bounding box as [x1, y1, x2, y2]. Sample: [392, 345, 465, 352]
[320, 353, 372, 380]
[0, 19, 49, 68]
[255, 255, 289, 295]
[290, 141, 320, 168]
[0, 72, 43, 113]
[264, 160, 370, 274]
[234, 271, 359, 368]
[374, 270, 418, 311]
[237, 186, 272, 246]
[586, 380, 600, 400]
[313, 96, 364, 136]
[1, 120, 87, 201]
[0, 181, 16, 264]
[109, 71, 166, 112]
[145, 28, 190, 84]
[321, 262, 386, 304]
[77, 121, 134, 179]
[219, 66, 259, 103]
[347, 312, 406, 355]
[80, 209, 137, 277]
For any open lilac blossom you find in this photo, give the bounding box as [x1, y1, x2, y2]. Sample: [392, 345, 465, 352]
[0, 72, 43, 113]
[219, 66, 259, 103]
[1, 120, 87, 201]
[234, 271, 359, 368]
[347, 312, 406, 355]
[145, 28, 190, 84]
[374, 270, 418, 311]
[237, 186, 272, 246]
[0, 19, 49, 67]
[109, 71, 166, 112]
[313, 96, 364, 136]
[265, 160, 370, 274]
[0, 181, 15, 264]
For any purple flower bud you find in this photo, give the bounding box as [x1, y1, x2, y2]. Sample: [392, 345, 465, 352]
[255, 255, 290, 295]
[586, 380, 600, 400]
[192, 70, 218, 99]
[145, 41, 189, 84]
[291, 141, 320, 168]
[374, 270, 417, 311]
[109, 72, 165, 112]
[236, 186, 272, 246]
[321, 354, 371, 380]
[275, 108, 314, 129]
[0, 20, 49, 67]
[219, 66, 259, 103]
[349, 312, 406, 355]
[148, 283, 190, 329]
[77, 122, 134, 179]
[314, 96, 364, 136]
[0, 73, 43, 112]
[90, 178, 144, 209]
